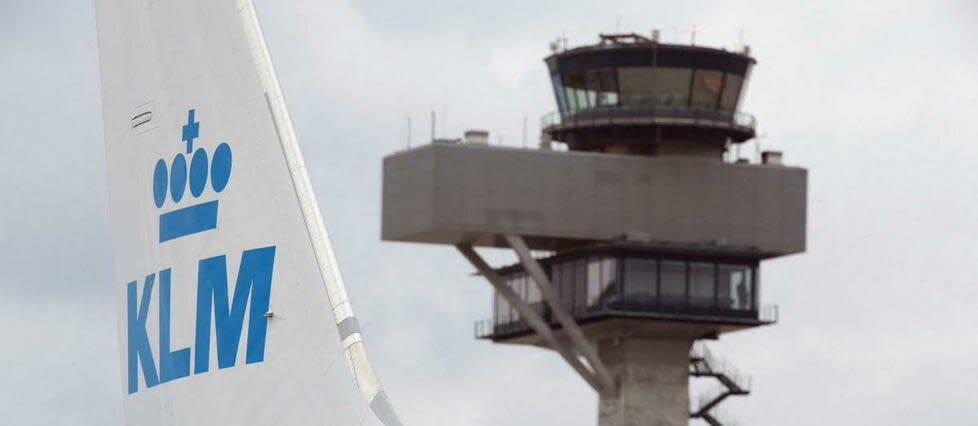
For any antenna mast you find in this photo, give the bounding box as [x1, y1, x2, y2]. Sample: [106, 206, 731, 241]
[522, 116, 528, 148]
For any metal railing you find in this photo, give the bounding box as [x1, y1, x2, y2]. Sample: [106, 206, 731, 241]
[476, 302, 778, 340]
[540, 105, 756, 132]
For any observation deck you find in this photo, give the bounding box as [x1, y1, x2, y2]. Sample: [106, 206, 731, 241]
[473, 243, 778, 343]
[544, 33, 757, 155]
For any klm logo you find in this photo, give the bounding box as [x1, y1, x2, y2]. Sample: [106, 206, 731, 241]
[128, 109, 276, 394]
[127, 248, 275, 394]
[152, 109, 232, 242]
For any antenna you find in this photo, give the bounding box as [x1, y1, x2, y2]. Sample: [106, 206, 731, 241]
[754, 129, 768, 163]
[739, 27, 752, 55]
[755, 137, 762, 163]
[407, 116, 412, 149]
[691, 26, 697, 45]
[430, 109, 436, 142]
[522, 116, 528, 148]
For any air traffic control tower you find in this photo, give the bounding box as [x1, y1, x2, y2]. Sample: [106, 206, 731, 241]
[381, 33, 807, 426]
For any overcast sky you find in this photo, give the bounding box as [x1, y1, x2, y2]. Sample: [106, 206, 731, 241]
[2, 0, 978, 425]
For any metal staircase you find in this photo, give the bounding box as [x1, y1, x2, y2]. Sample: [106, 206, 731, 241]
[689, 343, 751, 425]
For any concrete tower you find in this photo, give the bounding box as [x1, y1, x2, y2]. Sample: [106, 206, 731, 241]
[381, 33, 807, 426]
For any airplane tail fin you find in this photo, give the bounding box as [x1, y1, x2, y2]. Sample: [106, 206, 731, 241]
[96, 0, 401, 424]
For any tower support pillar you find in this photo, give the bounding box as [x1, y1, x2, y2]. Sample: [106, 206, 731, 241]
[597, 338, 693, 426]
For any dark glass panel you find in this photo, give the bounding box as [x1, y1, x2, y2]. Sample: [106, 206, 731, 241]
[586, 257, 602, 307]
[623, 258, 657, 306]
[559, 261, 575, 310]
[653, 67, 692, 107]
[659, 260, 686, 306]
[526, 273, 542, 304]
[689, 262, 716, 307]
[511, 275, 524, 321]
[600, 257, 618, 307]
[564, 86, 578, 114]
[577, 88, 592, 111]
[562, 70, 596, 114]
[718, 264, 752, 311]
[495, 289, 511, 324]
[744, 267, 754, 311]
[719, 74, 744, 111]
[574, 259, 588, 313]
[618, 66, 693, 108]
[617, 66, 654, 106]
[551, 261, 563, 298]
[691, 70, 724, 109]
[588, 68, 619, 107]
[551, 73, 569, 114]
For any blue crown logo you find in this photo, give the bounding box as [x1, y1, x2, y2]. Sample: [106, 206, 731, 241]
[152, 109, 233, 243]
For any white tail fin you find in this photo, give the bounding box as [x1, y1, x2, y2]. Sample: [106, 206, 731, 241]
[96, 1, 400, 424]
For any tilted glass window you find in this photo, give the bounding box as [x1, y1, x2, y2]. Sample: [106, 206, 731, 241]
[659, 260, 687, 305]
[618, 66, 693, 108]
[524, 273, 543, 313]
[587, 258, 602, 307]
[582, 257, 620, 308]
[551, 262, 564, 304]
[617, 67, 653, 106]
[562, 70, 597, 114]
[690, 70, 725, 110]
[574, 259, 588, 312]
[600, 257, 618, 306]
[510, 275, 525, 322]
[587, 68, 619, 107]
[556, 261, 576, 310]
[523, 276, 537, 303]
[743, 267, 754, 310]
[719, 74, 744, 112]
[688, 262, 716, 307]
[623, 258, 657, 305]
[551, 73, 569, 115]
[555, 65, 746, 117]
[495, 290, 511, 324]
[718, 264, 753, 311]
[494, 256, 757, 327]
[563, 85, 578, 115]
[577, 88, 593, 112]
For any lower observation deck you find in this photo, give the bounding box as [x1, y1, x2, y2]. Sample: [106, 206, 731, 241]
[474, 247, 777, 342]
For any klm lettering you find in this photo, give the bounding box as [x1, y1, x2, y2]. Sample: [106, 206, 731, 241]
[127, 246, 276, 394]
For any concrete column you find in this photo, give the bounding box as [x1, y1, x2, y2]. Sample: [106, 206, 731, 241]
[597, 338, 693, 426]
